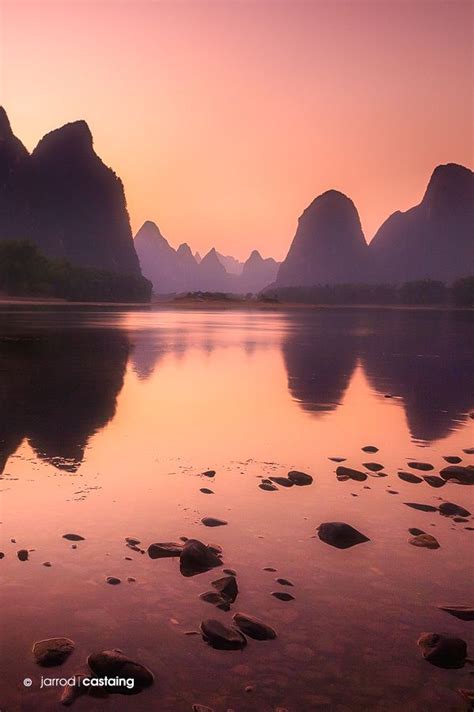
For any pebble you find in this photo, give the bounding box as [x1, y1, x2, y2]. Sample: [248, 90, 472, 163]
[259, 483, 278, 491]
[398, 471, 423, 484]
[408, 534, 440, 549]
[336, 466, 367, 482]
[439, 502, 471, 517]
[404, 503, 438, 512]
[437, 605, 474, 621]
[17, 549, 29, 561]
[32, 637, 75, 666]
[269, 476, 294, 488]
[200, 619, 246, 650]
[180, 539, 222, 577]
[233, 612, 277, 640]
[147, 542, 183, 559]
[88, 648, 154, 689]
[62, 534, 85, 541]
[275, 578, 294, 586]
[407, 462, 434, 471]
[362, 446, 379, 453]
[363, 462, 384, 472]
[200, 488, 214, 494]
[422, 476, 446, 488]
[417, 632, 467, 668]
[271, 591, 295, 601]
[106, 576, 121, 585]
[317, 522, 370, 549]
[287, 470, 313, 486]
[201, 517, 228, 527]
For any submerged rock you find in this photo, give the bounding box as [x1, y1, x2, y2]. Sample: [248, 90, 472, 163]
[408, 528, 425, 536]
[148, 542, 183, 559]
[88, 648, 154, 689]
[417, 632, 467, 668]
[33, 637, 75, 666]
[404, 503, 438, 512]
[439, 502, 471, 518]
[275, 578, 294, 586]
[180, 539, 222, 577]
[106, 577, 121, 585]
[271, 591, 295, 601]
[17, 549, 29, 561]
[363, 462, 384, 472]
[408, 534, 440, 549]
[200, 488, 214, 494]
[62, 534, 85, 541]
[408, 462, 434, 472]
[437, 605, 474, 621]
[259, 483, 278, 491]
[287, 470, 313, 486]
[362, 446, 379, 453]
[440, 465, 474, 485]
[443, 456, 462, 464]
[232, 613, 277, 640]
[398, 471, 423, 484]
[202, 470, 216, 478]
[317, 522, 370, 549]
[125, 537, 140, 546]
[201, 517, 228, 527]
[59, 673, 90, 706]
[329, 457, 346, 462]
[200, 619, 246, 650]
[423, 476, 446, 488]
[211, 575, 239, 603]
[336, 466, 367, 482]
[269, 477, 294, 488]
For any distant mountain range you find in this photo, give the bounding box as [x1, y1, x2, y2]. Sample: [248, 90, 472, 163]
[0, 107, 471, 298]
[134, 221, 279, 294]
[274, 163, 473, 288]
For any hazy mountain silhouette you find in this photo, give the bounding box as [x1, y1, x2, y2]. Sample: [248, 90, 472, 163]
[216, 251, 244, 275]
[275, 190, 371, 287]
[0, 318, 130, 473]
[134, 221, 192, 292]
[0, 108, 141, 275]
[240, 250, 279, 293]
[370, 164, 474, 283]
[197, 248, 236, 291]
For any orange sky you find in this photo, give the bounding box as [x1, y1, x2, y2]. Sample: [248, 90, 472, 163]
[1, 0, 472, 260]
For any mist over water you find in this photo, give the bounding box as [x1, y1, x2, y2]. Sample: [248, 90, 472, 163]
[0, 306, 473, 711]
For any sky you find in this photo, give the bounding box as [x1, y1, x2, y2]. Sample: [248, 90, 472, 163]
[0, 0, 472, 261]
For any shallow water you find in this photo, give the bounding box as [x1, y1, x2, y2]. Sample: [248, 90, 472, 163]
[0, 305, 473, 712]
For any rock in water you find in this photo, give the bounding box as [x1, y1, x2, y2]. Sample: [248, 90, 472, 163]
[203, 470, 216, 478]
[210, 575, 239, 604]
[437, 605, 474, 621]
[32, 637, 75, 666]
[417, 633, 467, 668]
[438, 502, 471, 517]
[59, 674, 89, 706]
[200, 488, 214, 494]
[87, 649, 154, 689]
[336, 466, 367, 482]
[407, 462, 434, 472]
[317, 522, 370, 549]
[408, 534, 440, 549]
[422, 476, 446, 488]
[276, 578, 294, 586]
[201, 517, 228, 527]
[440, 465, 474, 485]
[106, 576, 121, 585]
[403, 503, 438, 512]
[62, 534, 85, 541]
[147, 542, 183, 559]
[271, 591, 295, 601]
[287, 470, 313, 486]
[232, 613, 277, 640]
[179, 539, 222, 577]
[408, 528, 425, 536]
[259, 483, 278, 491]
[362, 446, 379, 453]
[362, 462, 384, 472]
[269, 477, 294, 488]
[443, 456, 462, 464]
[200, 619, 246, 650]
[398, 471, 423, 484]
[17, 549, 29, 561]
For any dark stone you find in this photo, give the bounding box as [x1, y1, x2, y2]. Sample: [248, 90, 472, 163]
[269, 477, 294, 488]
[423, 476, 446, 488]
[362, 446, 379, 453]
[232, 612, 277, 640]
[417, 632, 467, 668]
[408, 528, 425, 536]
[439, 502, 471, 517]
[200, 488, 214, 494]
[87, 649, 154, 690]
[287, 470, 313, 486]
[201, 517, 228, 527]
[106, 577, 121, 585]
[398, 471, 423, 484]
[404, 503, 438, 512]
[440, 465, 474, 485]
[408, 534, 440, 549]
[363, 462, 384, 472]
[180, 539, 222, 577]
[407, 462, 434, 472]
[17, 549, 29, 561]
[211, 575, 238, 603]
[443, 456, 462, 464]
[329, 457, 346, 462]
[336, 466, 367, 482]
[271, 591, 295, 601]
[275, 578, 294, 586]
[263, 567, 277, 572]
[203, 470, 216, 478]
[438, 606, 474, 621]
[147, 542, 183, 559]
[63, 534, 85, 541]
[32, 637, 75, 666]
[125, 537, 140, 546]
[317, 522, 370, 549]
[259, 483, 278, 491]
[223, 568, 236, 576]
[200, 619, 246, 650]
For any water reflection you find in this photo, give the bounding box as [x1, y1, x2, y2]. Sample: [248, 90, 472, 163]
[0, 316, 129, 472]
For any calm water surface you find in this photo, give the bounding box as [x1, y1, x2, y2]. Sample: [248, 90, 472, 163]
[0, 306, 473, 712]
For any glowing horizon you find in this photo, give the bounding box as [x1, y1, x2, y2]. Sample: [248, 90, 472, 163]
[1, 0, 472, 261]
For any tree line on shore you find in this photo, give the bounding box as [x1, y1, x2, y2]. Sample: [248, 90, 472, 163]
[0, 240, 152, 303]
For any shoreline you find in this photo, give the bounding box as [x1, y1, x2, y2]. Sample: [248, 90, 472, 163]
[0, 295, 473, 311]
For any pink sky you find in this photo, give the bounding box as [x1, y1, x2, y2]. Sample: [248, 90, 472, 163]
[1, 0, 472, 260]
